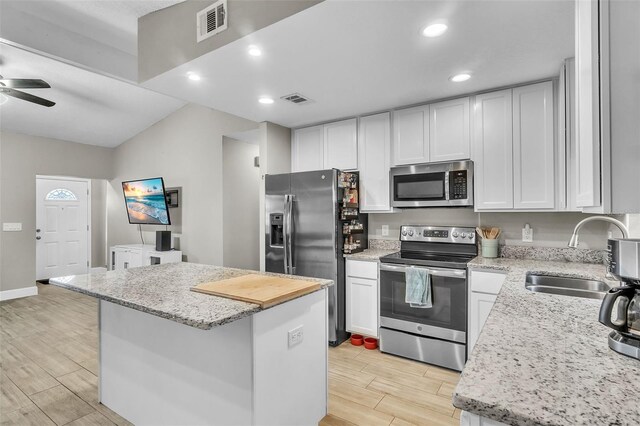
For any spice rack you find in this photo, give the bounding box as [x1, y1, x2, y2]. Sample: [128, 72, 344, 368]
[338, 172, 368, 255]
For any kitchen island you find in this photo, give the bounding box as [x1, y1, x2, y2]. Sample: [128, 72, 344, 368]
[50, 262, 332, 426]
[455, 257, 640, 426]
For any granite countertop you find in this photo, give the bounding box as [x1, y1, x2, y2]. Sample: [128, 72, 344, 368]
[49, 262, 332, 330]
[455, 257, 640, 426]
[344, 248, 398, 261]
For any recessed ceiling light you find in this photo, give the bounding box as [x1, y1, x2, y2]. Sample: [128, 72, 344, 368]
[0, 94, 7, 105]
[450, 73, 471, 82]
[248, 45, 262, 57]
[187, 72, 201, 81]
[258, 97, 274, 104]
[422, 23, 448, 37]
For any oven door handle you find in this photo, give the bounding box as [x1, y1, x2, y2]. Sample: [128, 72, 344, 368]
[379, 263, 466, 278]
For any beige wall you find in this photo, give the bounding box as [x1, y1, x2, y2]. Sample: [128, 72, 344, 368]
[138, 0, 322, 82]
[0, 131, 113, 292]
[91, 179, 108, 268]
[369, 209, 624, 250]
[222, 137, 260, 269]
[107, 104, 258, 266]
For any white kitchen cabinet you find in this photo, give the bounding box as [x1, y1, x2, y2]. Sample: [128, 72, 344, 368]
[512, 82, 555, 209]
[474, 82, 557, 211]
[574, 0, 601, 209]
[392, 105, 429, 166]
[468, 269, 506, 353]
[291, 125, 324, 172]
[110, 244, 182, 271]
[358, 113, 394, 213]
[429, 97, 471, 162]
[473, 89, 514, 210]
[323, 118, 358, 171]
[346, 259, 379, 338]
[460, 411, 510, 426]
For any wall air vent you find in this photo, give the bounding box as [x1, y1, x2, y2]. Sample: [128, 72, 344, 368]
[197, 0, 228, 42]
[280, 93, 313, 105]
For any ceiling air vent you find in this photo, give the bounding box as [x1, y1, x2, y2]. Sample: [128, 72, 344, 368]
[197, 0, 228, 42]
[280, 93, 313, 105]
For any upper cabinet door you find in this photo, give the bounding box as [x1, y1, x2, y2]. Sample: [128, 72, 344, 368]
[512, 82, 555, 209]
[358, 113, 392, 212]
[575, 0, 602, 208]
[392, 105, 429, 165]
[429, 97, 471, 162]
[473, 90, 514, 210]
[324, 118, 358, 170]
[291, 125, 324, 172]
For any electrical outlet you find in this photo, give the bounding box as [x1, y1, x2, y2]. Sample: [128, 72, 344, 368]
[381, 225, 389, 237]
[522, 224, 533, 243]
[2, 223, 22, 232]
[288, 325, 304, 348]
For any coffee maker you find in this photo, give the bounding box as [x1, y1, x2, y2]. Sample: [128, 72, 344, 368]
[599, 239, 640, 360]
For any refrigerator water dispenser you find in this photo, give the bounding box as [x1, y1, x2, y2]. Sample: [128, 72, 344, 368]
[270, 213, 284, 247]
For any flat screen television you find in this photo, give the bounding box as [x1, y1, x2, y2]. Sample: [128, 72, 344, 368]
[122, 177, 171, 225]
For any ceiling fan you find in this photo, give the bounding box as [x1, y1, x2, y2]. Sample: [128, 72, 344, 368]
[0, 75, 55, 107]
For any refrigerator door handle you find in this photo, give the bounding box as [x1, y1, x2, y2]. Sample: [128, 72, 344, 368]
[284, 194, 294, 274]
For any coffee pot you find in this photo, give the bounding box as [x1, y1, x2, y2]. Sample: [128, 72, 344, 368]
[599, 238, 640, 360]
[599, 285, 640, 337]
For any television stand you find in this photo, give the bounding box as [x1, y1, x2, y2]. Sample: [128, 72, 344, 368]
[110, 244, 182, 271]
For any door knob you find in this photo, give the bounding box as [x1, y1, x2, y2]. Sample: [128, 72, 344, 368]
[36, 236, 41, 240]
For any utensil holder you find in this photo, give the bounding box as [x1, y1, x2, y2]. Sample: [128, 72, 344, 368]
[482, 239, 499, 258]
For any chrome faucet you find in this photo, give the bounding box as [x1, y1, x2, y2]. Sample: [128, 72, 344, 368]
[567, 216, 629, 248]
[568, 216, 629, 280]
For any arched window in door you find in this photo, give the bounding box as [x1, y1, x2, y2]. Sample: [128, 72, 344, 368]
[45, 188, 78, 201]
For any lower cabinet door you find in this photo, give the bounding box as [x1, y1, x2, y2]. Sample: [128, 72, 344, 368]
[113, 249, 129, 270]
[346, 276, 379, 337]
[468, 291, 497, 353]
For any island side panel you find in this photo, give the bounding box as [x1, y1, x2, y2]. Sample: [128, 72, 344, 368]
[251, 288, 328, 426]
[99, 300, 253, 425]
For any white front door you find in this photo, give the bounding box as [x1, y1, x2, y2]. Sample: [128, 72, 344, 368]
[36, 178, 89, 280]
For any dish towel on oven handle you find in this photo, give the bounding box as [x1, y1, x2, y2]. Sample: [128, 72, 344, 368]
[405, 266, 432, 308]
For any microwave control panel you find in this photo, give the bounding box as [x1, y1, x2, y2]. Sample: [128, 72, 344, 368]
[449, 170, 468, 200]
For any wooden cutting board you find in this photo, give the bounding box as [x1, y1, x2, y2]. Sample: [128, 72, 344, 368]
[191, 274, 321, 308]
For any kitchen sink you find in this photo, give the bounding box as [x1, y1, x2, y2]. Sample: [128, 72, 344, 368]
[525, 273, 611, 300]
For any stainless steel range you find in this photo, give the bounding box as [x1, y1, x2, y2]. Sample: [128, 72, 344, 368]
[379, 225, 477, 371]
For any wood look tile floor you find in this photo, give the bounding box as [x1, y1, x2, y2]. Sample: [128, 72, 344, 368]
[321, 341, 461, 426]
[1, 284, 460, 426]
[0, 284, 131, 426]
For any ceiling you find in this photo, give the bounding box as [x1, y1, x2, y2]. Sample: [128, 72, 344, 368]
[0, 43, 186, 147]
[2, 0, 186, 56]
[143, 0, 575, 128]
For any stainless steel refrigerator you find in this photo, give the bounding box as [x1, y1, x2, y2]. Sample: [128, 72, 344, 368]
[265, 169, 365, 346]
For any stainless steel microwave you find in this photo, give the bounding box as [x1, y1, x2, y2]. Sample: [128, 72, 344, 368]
[390, 160, 473, 208]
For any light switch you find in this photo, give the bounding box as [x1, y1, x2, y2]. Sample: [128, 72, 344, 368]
[3, 223, 22, 232]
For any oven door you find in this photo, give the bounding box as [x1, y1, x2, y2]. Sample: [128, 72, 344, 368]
[379, 263, 467, 343]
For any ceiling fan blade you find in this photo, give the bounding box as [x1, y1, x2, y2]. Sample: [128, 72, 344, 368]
[0, 87, 55, 107]
[0, 79, 51, 89]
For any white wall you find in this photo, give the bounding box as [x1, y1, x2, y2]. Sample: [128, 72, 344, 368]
[369, 209, 625, 250]
[222, 137, 260, 270]
[107, 104, 258, 266]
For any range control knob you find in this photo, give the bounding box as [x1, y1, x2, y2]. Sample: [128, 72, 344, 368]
[408, 230, 414, 236]
[460, 232, 467, 238]
[401, 230, 407, 236]
[452, 231, 459, 238]
[468, 233, 474, 239]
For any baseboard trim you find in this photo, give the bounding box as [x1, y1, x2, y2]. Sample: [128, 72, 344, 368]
[0, 286, 39, 302]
